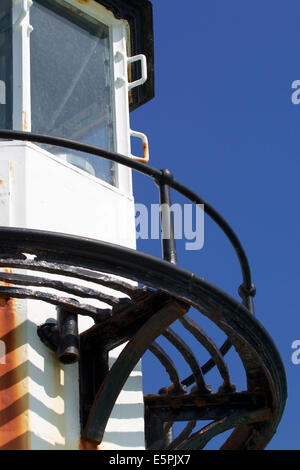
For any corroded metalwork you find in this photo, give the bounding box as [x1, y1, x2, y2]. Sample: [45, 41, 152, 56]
[0, 129, 287, 450]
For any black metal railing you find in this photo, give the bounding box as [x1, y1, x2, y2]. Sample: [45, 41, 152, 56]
[0, 128, 257, 390]
[0, 129, 286, 450]
[0, 129, 255, 313]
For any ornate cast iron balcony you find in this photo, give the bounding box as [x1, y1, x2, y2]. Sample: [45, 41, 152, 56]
[0, 129, 287, 450]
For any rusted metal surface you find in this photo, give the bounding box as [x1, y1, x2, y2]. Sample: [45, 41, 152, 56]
[166, 421, 196, 451]
[80, 291, 183, 351]
[0, 257, 141, 297]
[56, 308, 79, 365]
[176, 408, 271, 451]
[131, 138, 149, 163]
[144, 391, 267, 420]
[0, 298, 30, 449]
[78, 438, 100, 451]
[0, 271, 131, 307]
[0, 226, 287, 449]
[83, 299, 189, 444]
[179, 316, 235, 393]
[163, 328, 208, 393]
[149, 342, 185, 394]
[0, 285, 112, 321]
[0, 128, 287, 449]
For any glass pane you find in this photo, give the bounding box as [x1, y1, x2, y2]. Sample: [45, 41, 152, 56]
[30, 0, 117, 185]
[0, 0, 12, 130]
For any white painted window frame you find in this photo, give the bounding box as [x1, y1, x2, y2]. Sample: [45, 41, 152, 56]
[11, 0, 133, 195]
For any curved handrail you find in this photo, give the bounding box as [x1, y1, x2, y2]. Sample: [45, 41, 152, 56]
[0, 226, 287, 449]
[0, 129, 255, 312]
[0, 131, 287, 449]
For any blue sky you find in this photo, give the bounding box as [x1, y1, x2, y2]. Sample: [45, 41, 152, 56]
[130, 0, 300, 450]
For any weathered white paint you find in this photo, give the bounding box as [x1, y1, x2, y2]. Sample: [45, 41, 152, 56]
[0, 141, 144, 450]
[0, 160, 11, 225]
[101, 345, 144, 450]
[1, 0, 149, 451]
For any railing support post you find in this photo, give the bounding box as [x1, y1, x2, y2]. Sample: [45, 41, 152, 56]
[156, 169, 177, 264]
[238, 283, 256, 316]
[56, 307, 80, 364]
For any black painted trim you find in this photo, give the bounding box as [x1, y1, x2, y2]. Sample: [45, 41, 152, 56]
[96, 0, 154, 111]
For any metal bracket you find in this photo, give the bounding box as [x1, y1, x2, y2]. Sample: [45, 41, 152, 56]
[37, 307, 79, 365]
[130, 129, 149, 163]
[127, 54, 148, 91]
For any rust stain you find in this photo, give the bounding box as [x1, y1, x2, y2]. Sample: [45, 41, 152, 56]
[194, 398, 206, 407]
[143, 142, 149, 163]
[77, 0, 89, 3]
[0, 269, 12, 305]
[3, 267, 12, 280]
[0, 180, 3, 185]
[78, 437, 100, 450]
[0, 298, 30, 449]
[22, 111, 27, 132]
